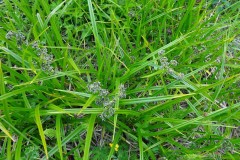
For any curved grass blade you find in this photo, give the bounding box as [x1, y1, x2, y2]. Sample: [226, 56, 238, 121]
[14, 129, 25, 160]
[35, 106, 48, 159]
[0, 121, 14, 141]
[0, 47, 29, 67]
[78, 95, 96, 115]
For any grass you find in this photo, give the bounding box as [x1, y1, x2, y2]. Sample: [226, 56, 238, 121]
[0, 0, 240, 159]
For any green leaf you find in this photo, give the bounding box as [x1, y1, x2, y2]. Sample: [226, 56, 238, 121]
[56, 115, 63, 160]
[35, 106, 48, 159]
[0, 61, 11, 122]
[0, 121, 14, 141]
[120, 94, 195, 105]
[83, 114, 96, 160]
[78, 95, 96, 114]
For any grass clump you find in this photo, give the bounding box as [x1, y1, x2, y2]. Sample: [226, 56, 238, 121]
[0, 0, 239, 159]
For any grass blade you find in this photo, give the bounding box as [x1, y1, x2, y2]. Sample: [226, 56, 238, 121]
[83, 114, 96, 160]
[0, 61, 11, 122]
[0, 121, 14, 141]
[56, 115, 63, 160]
[35, 106, 48, 159]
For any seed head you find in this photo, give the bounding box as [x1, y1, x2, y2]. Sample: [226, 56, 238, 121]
[87, 81, 101, 94]
[119, 84, 126, 98]
[103, 98, 115, 107]
[161, 61, 169, 69]
[99, 89, 109, 97]
[41, 48, 48, 55]
[177, 72, 185, 80]
[16, 32, 25, 41]
[158, 50, 165, 56]
[160, 57, 168, 63]
[32, 41, 39, 49]
[170, 60, 178, 66]
[168, 68, 175, 75]
[41, 63, 54, 73]
[99, 106, 115, 121]
[5, 31, 15, 39]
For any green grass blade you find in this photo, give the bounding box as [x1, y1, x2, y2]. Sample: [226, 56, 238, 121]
[138, 130, 144, 160]
[0, 86, 37, 101]
[14, 130, 25, 160]
[55, 89, 91, 98]
[7, 138, 11, 160]
[0, 47, 29, 67]
[38, 108, 140, 116]
[120, 93, 195, 105]
[83, 114, 96, 160]
[35, 106, 48, 159]
[87, 0, 100, 46]
[56, 115, 63, 160]
[78, 95, 96, 114]
[0, 61, 11, 122]
[107, 129, 122, 160]
[0, 121, 14, 141]
[44, 1, 66, 26]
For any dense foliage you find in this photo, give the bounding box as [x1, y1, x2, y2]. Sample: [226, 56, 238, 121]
[0, 0, 239, 159]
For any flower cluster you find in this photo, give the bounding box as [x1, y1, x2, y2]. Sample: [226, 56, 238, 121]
[160, 57, 169, 69]
[5, 31, 56, 74]
[15, 32, 26, 45]
[192, 45, 207, 55]
[118, 84, 126, 98]
[87, 82, 127, 121]
[39, 48, 55, 73]
[228, 36, 240, 60]
[176, 72, 185, 80]
[87, 82, 102, 94]
[31, 41, 55, 73]
[99, 106, 115, 121]
[156, 53, 183, 80]
[5, 30, 26, 47]
[87, 82, 115, 120]
[158, 55, 178, 70]
[109, 143, 119, 152]
[97, 96, 116, 121]
[158, 50, 165, 56]
[167, 68, 185, 80]
[5, 31, 15, 39]
[170, 60, 178, 66]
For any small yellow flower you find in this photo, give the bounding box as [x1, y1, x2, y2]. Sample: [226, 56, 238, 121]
[109, 143, 119, 151]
